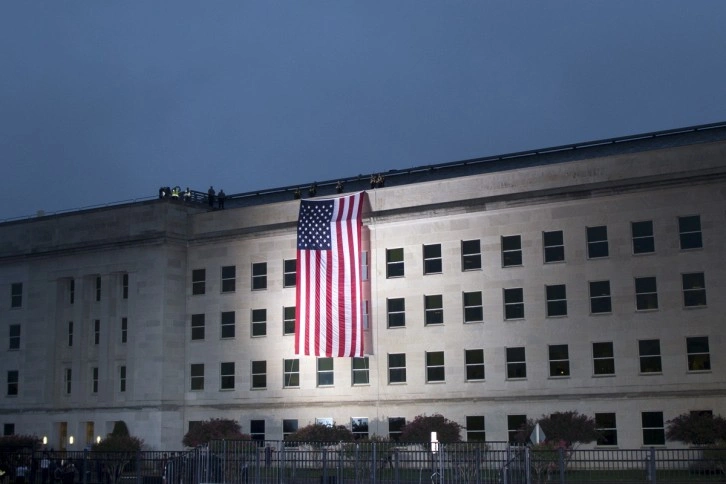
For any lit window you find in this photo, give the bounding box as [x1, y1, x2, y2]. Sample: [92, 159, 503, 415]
[501, 235, 522, 267]
[423, 244, 442, 274]
[190, 364, 204, 391]
[595, 413, 617, 446]
[635, 277, 658, 310]
[388, 353, 406, 383]
[466, 416, 486, 442]
[11, 283, 22, 308]
[424, 295, 443, 325]
[251, 309, 266, 337]
[639, 339, 662, 373]
[425, 351, 445, 382]
[191, 314, 205, 340]
[221, 266, 236, 293]
[686, 337, 711, 372]
[545, 284, 567, 317]
[283, 306, 296, 335]
[192, 269, 206, 295]
[251, 360, 267, 389]
[283, 259, 296, 288]
[351, 417, 369, 440]
[589, 281, 612, 314]
[543, 230, 564, 263]
[386, 248, 404, 278]
[221, 311, 236, 339]
[593, 342, 615, 376]
[631, 221, 655, 254]
[548, 344, 570, 377]
[220, 362, 235, 390]
[283, 359, 300, 388]
[682, 272, 707, 307]
[586, 226, 609, 259]
[641, 412, 665, 446]
[387, 298, 406, 328]
[461, 239, 481, 271]
[252, 262, 267, 290]
[465, 349, 485, 381]
[317, 357, 334, 386]
[679, 215, 702, 250]
[506, 347, 526, 379]
[504, 288, 524, 320]
[352, 357, 369, 385]
[463, 292, 483, 323]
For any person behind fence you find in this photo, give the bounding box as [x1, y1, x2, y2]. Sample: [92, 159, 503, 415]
[207, 186, 215, 207]
[60, 461, 75, 484]
[217, 189, 226, 209]
[171, 186, 180, 199]
[183, 187, 191, 202]
[15, 460, 28, 484]
[40, 453, 50, 484]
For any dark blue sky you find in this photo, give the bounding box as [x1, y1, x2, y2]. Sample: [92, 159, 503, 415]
[2, 2, 725, 220]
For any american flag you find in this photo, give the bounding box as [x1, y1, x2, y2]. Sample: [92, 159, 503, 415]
[295, 192, 365, 357]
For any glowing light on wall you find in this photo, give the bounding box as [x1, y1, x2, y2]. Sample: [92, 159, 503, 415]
[69, 436, 74, 445]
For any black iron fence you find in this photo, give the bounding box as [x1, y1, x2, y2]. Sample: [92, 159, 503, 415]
[1, 443, 724, 484]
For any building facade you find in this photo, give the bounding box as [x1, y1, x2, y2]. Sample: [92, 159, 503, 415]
[1, 123, 725, 450]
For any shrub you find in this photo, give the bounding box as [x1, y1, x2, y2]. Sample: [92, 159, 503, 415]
[182, 419, 250, 448]
[399, 414, 462, 443]
[285, 423, 355, 442]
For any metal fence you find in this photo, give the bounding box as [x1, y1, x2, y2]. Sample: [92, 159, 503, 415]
[1, 443, 725, 484]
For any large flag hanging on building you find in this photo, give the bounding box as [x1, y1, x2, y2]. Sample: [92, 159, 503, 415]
[295, 192, 365, 357]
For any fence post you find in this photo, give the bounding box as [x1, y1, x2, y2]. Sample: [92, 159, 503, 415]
[371, 442, 377, 484]
[524, 446, 531, 484]
[322, 447, 328, 483]
[394, 450, 399, 484]
[135, 450, 141, 484]
[649, 447, 657, 484]
[558, 447, 565, 484]
[475, 447, 481, 484]
[503, 445, 510, 484]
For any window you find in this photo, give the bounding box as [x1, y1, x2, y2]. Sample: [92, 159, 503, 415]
[423, 244, 442, 274]
[466, 416, 486, 442]
[251, 309, 266, 337]
[121, 318, 128, 344]
[388, 417, 405, 441]
[7, 371, 18, 396]
[545, 284, 567, 317]
[426, 351, 445, 382]
[351, 418, 369, 439]
[587, 226, 609, 258]
[388, 353, 406, 383]
[352, 357, 369, 385]
[465, 349, 485, 381]
[502, 235, 522, 267]
[10, 283, 22, 308]
[94, 319, 100, 345]
[67, 321, 73, 347]
[639, 339, 662, 373]
[543, 230, 564, 263]
[190, 364, 204, 391]
[69, 279, 75, 304]
[317, 358, 334, 386]
[316, 418, 333, 427]
[386, 248, 404, 278]
[686, 337, 711, 371]
[461, 240, 482, 271]
[251, 360, 267, 389]
[506, 347, 526, 379]
[221, 311, 236, 338]
[463, 292, 483, 323]
[682, 272, 707, 307]
[595, 413, 617, 446]
[508, 415, 527, 444]
[593, 342, 615, 375]
[252, 262, 267, 290]
[632, 221, 655, 254]
[122, 273, 129, 299]
[504, 288, 524, 320]
[282, 419, 298, 441]
[362, 300, 369, 330]
[119, 366, 126, 392]
[361, 251, 369, 281]
[548, 344, 570, 377]
[92, 367, 99, 394]
[220, 362, 235, 390]
[192, 269, 206, 295]
[589, 281, 612, 314]
[221, 266, 236, 293]
[3, 424, 14, 436]
[250, 420, 265, 443]
[387, 298, 406, 328]
[95, 276, 102, 301]
[191, 314, 205, 340]
[642, 412, 665, 445]
[283, 359, 300, 388]
[283, 259, 296, 288]
[679, 215, 702, 250]
[8, 325, 20, 350]
[283, 306, 296, 335]
[424, 295, 443, 325]
[635, 277, 658, 310]
[64, 368, 72, 394]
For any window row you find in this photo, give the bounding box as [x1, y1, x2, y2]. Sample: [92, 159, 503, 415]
[6, 365, 129, 397]
[387, 215, 704, 277]
[190, 309, 296, 340]
[37, 318, 130, 349]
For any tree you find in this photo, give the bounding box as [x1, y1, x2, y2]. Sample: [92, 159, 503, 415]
[92, 421, 144, 484]
[182, 419, 250, 448]
[110, 421, 131, 438]
[399, 414, 462, 443]
[285, 423, 354, 443]
[666, 412, 726, 446]
[515, 411, 600, 448]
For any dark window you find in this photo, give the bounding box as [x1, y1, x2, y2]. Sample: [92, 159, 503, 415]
[251, 309, 266, 337]
[67, 321, 73, 347]
[251, 360, 267, 389]
[352, 357, 369, 385]
[465, 349, 485, 381]
[682, 272, 707, 307]
[548, 344, 570, 377]
[502, 235, 522, 267]
[587, 226, 609, 259]
[191, 314, 205, 340]
[221, 266, 236, 293]
[426, 351, 445, 382]
[282, 419, 298, 441]
[506, 347, 526, 379]
[252, 262, 267, 290]
[95, 277, 102, 301]
[69, 279, 75, 304]
[679, 215, 702, 250]
[386, 248, 404, 278]
[119, 366, 126, 392]
[220, 362, 235, 390]
[190, 364, 204, 391]
[317, 357, 334, 386]
[11, 283, 22, 308]
[466, 416, 486, 442]
[388, 417, 406, 441]
[351, 418, 369, 440]
[546, 284, 567, 317]
[7, 370, 18, 396]
[388, 353, 406, 383]
[8, 325, 20, 350]
[283, 306, 296, 335]
[589, 281, 612, 314]
[424, 295, 443, 325]
[65, 368, 72, 394]
[387, 298, 406, 328]
[463, 292, 483, 323]
[639, 340, 662, 373]
[632, 221, 655, 254]
[642, 412, 665, 446]
[461, 239, 482, 271]
[504, 288, 524, 320]
[283, 359, 300, 387]
[283, 259, 297, 288]
[221, 311, 236, 339]
[3, 424, 14, 436]
[122, 273, 129, 299]
[687, 336, 711, 371]
[92, 367, 99, 394]
[635, 277, 658, 310]
[250, 420, 265, 442]
[94, 320, 100, 345]
[192, 269, 206, 295]
[543, 230, 564, 263]
[595, 413, 617, 446]
[121, 317, 128, 344]
[593, 342, 615, 375]
[508, 415, 527, 444]
[423, 244, 442, 274]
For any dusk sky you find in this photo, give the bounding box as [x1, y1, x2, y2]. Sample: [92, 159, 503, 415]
[1, 2, 725, 221]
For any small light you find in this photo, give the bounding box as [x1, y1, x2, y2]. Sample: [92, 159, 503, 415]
[69, 436, 74, 445]
[96, 436, 101, 444]
[43, 436, 48, 445]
